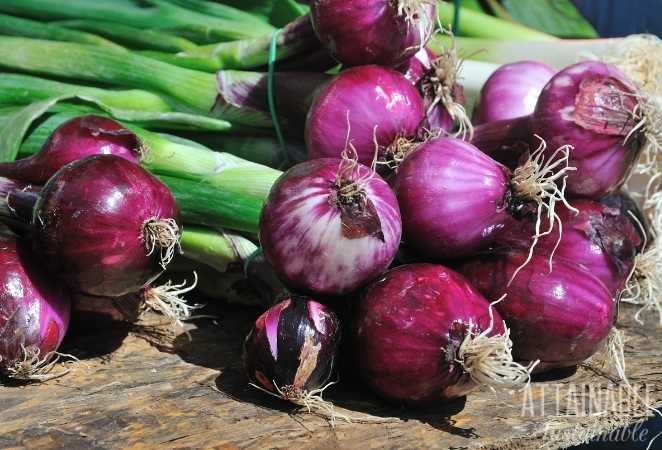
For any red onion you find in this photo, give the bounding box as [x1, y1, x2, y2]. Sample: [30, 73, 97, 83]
[600, 190, 649, 248]
[473, 61, 652, 198]
[460, 251, 615, 372]
[496, 199, 642, 295]
[260, 157, 401, 295]
[397, 46, 469, 134]
[0, 233, 71, 381]
[474, 61, 555, 125]
[392, 137, 575, 260]
[352, 263, 532, 405]
[0, 155, 181, 297]
[310, 0, 437, 67]
[244, 296, 340, 406]
[0, 115, 141, 185]
[305, 65, 425, 168]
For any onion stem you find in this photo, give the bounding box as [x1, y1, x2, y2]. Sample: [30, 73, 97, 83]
[180, 226, 257, 273]
[0, 0, 274, 42]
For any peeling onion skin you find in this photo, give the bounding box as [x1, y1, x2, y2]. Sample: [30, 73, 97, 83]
[533, 61, 642, 198]
[474, 61, 555, 125]
[0, 234, 71, 372]
[352, 263, 504, 405]
[460, 252, 615, 372]
[0, 115, 141, 185]
[34, 155, 181, 297]
[310, 0, 437, 67]
[600, 191, 649, 250]
[243, 296, 341, 395]
[305, 65, 425, 166]
[393, 137, 519, 260]
[496, 199, 642, 295]
[396, 47, 456, 132]
[259, 158, 402, 296]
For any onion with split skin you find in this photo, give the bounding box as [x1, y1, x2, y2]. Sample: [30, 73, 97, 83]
[244, 295, 341, 409]
[460, 251, 616, 373]
[0, 233, 72, 381]
[305, 65, 426, 169]
[352, 263, 533, 405]
[310, 0, 437, 67]
[259, 156, 401, 296]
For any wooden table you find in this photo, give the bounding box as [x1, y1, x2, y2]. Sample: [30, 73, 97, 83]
[2, 302, 661, 450]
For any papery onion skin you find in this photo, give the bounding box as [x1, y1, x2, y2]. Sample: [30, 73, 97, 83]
[393, 137, 519, 260]
[305, 65, 425, 166]
[600, 190, 649, 250]
[474, 61, 555, 125]
[34, 155, 181, 297]
[352, 263, 504, 405]
[474, 62, 642, 198]
[309, 0, 437, 67]
[0, 115, 141, 185]
[244, 296, 340, 395]
[460, 252, 615, 372]
[0, 234, 71, 372]
[496, 199, 641, 295]
[533, 61, 642, 197]
[397, 47, 457, 132]
[260, 158, 402, 295]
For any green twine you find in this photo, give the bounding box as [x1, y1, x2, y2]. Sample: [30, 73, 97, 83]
[452, 0, 461, 34]
[267, 29, 288, 165]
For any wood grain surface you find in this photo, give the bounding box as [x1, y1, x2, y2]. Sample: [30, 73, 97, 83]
[1, 301, 661, 450]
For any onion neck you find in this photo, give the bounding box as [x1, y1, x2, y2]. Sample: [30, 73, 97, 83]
[0, 177, 39, 229]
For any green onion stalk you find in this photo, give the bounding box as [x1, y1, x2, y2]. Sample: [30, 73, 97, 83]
[0, 37, 326, 130]
[179, 226, 257, 273]
[0, 108, 280, 234]
[56, 19, 199, 53]
[140, 15, 326, 73]
[0, 13, 123, 49]
[0, 0, 274, 42]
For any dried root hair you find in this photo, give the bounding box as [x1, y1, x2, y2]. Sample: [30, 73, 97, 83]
[423, 30, 474, 140]
[602, 34, 662, 97]
[621, 204, 662, 325]
[508, 136, 578, 283]
[143, 272, 204, 327]
[334, 113, 376, 205]
[250, 380, 397, 427]
[1, 344, 79, 382]
[143, 217, 182, 269]
[455, 295, 538, 391]
[394, 0, 437, 54]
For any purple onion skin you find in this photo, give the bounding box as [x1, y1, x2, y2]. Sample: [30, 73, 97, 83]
[474, 61, 555, 125]
[393, 137, 519, 260]
[310, 0, 437, 67]
[244, 296, 340, 395]
[34, 155, 180, 297]
[0, 116, 141, 185]
[533, 62, 641, 197]
[460, 252, 615, 372]
[397, 47, 455, 132]
[600, 191, 649, 250]
[0, 235, 71, 371]
[260, 158, 402, 295]
[496, 199, 641, 295]
[352, 263, 505, 405]
[305, 65, 425, 166]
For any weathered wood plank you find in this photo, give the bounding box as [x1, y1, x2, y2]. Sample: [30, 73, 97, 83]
[1, 303, 660, 450]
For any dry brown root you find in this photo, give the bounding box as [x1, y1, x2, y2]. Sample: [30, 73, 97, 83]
[144, 218, 182, 269]
[456, 296, 538, 390]
[424, 33, 474, 140]
[395, 0, 437, 54]
[602, 34, 662, 97]
[508, 136, 577, 283]
[250, 381, 397, 427]
[143, 272, 203, 326]
[1, 344, 79, 382]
